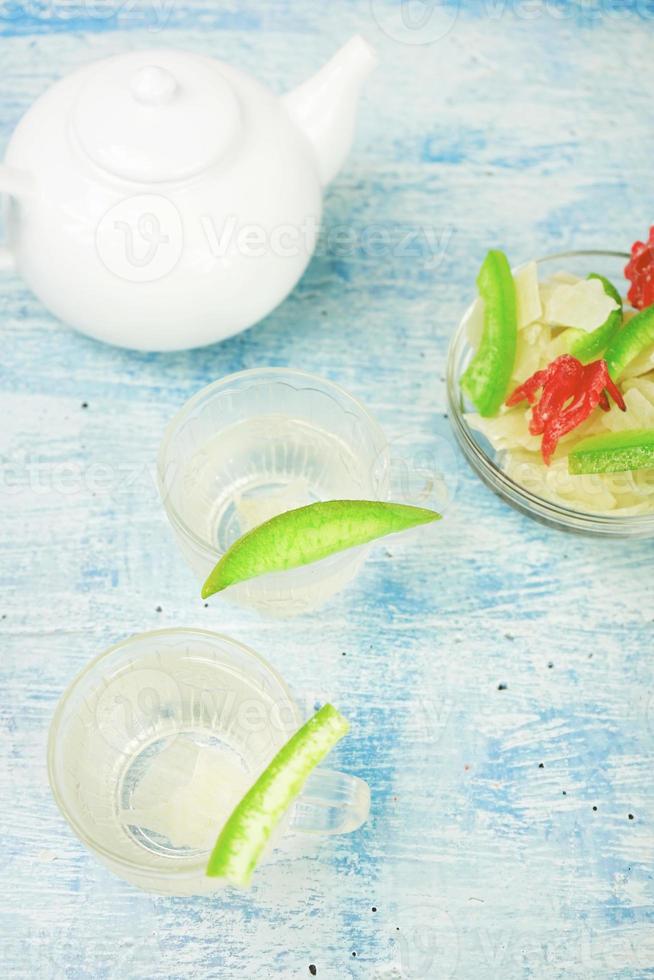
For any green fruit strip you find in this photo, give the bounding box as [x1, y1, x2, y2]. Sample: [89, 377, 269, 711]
[206, 704, 350, 886]
[569, 273, 623, 363]
[202, 499, 441, 598]
[568, 429, 654, 474]
[605, 305, 654, 380]
[461, 249, 517, 417]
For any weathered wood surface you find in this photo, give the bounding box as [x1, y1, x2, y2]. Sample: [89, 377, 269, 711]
[0, 2, 653, 977]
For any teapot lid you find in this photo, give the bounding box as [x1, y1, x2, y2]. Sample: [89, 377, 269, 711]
[72, 50, 242, 183]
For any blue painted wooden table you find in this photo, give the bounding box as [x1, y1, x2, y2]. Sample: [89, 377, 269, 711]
[1, 2, 653, 977]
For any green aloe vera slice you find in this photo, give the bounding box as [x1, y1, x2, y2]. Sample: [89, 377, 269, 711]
[568, 429, 654, 474]
[206, 704, 349, 886]
[569, 274, 623, 362]
[605, 305, 654, 380]
[201, 500, 441, 598]
[460, 249, 517, 417]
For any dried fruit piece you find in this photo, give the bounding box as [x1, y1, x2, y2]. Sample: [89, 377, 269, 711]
[461, 250, 518, 417]
[543, 276, 619, 332]
[206, 704, 350, 886]
[569, 274, 623, 362]
[605, 305, 654, 380]
[569, 429, 654, 475]
[625, 227, 654, 310]
[514, 261, 542, 329]
[507, 355, 626, 464]
[202, 500, 441, 598]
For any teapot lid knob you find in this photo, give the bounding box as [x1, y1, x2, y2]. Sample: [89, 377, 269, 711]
[72, 50, 243, 183]
[130, 65, 178, 106]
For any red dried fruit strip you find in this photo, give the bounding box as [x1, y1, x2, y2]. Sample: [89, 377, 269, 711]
[625, 226, 654, 311]
[603, 371, 626, 412]
[506, 356, 626, 464]
[505, 366, 550, 407]
[529, 356, 584, 436]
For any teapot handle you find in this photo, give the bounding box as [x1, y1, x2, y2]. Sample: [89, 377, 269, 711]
[0, 164, 32, 271]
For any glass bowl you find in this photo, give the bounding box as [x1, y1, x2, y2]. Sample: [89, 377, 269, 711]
[447, 250, 654, 537]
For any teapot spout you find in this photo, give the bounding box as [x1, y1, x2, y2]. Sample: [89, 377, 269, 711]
[283, 35, 377, 186]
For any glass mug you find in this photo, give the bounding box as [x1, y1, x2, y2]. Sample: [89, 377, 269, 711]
[48, 629, 370, 896]
[157, 368, 390, 616]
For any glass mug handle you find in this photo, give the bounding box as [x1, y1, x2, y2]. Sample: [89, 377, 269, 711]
[0, 165, 31, 272]
[290, 767, 370, 835]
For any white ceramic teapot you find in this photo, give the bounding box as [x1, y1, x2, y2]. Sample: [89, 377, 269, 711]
[0, 36, 376, 351]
